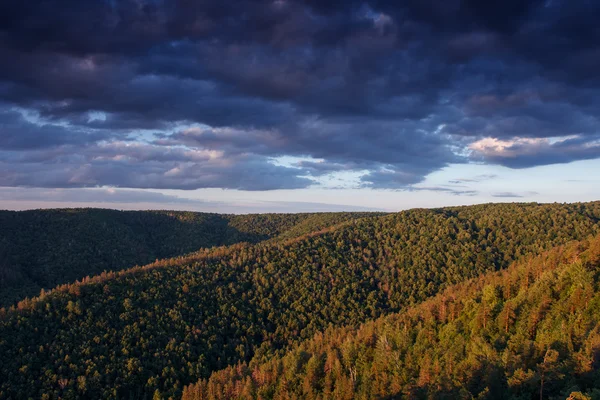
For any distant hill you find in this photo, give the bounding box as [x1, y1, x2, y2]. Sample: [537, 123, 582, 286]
[0, 202, 599, 398]
[184, 234, 600, 400]
[0, 209, 376, 306]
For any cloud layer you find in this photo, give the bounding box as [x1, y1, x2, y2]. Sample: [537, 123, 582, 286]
[1, 0, 599, 190]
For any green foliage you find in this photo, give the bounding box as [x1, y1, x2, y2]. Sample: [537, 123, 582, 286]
[185, 234, 600, 399]
[0, 209, 372, 306]
[0, 202, 599, 399]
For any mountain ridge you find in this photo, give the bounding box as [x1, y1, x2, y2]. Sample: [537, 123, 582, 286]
[0, 209, 378, 306]
[1, 202, 600, 398]
[183, 234, 600, 399]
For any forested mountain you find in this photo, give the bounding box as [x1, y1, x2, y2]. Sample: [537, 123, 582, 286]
[184, 235, 600, 400]
[1, 202, 599, 399]
[0, 209, 374, 306]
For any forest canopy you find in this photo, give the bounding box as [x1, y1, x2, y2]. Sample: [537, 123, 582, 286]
[184, 234, 600, 399]
[0, 209, 375, 306]
[1, 202, 599, 398]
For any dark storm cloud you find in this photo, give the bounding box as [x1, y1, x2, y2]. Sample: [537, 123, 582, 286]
[470, 135, 600, 169]
[361, 169, 441, 188]
[296, 161, 358, 176]
[1, 0, 600, 191]
[443, 88, 600, 140]
[0, 142, 313, 190]
[164, 118, 460, 184]
[0, 108, 116, 150]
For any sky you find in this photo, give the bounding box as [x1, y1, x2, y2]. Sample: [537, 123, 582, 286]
[0, 0, 599, 213]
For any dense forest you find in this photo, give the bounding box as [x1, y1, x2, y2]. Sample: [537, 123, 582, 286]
[0, 209, 375, 306]
[184, 235, 600, 400]
[1, 202, 600, 399]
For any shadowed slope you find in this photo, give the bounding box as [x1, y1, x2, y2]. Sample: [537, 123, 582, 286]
[0, 209, 375, 306]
